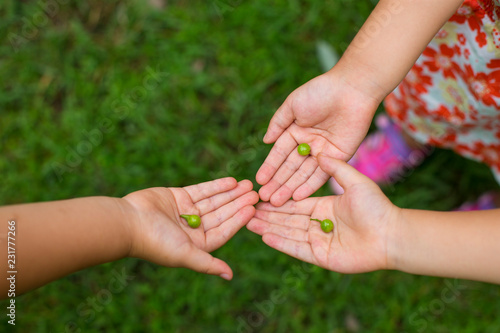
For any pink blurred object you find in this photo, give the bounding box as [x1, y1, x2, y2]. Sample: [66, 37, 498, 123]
[455, 192, 498, 211]
[329, 114, 430, 194]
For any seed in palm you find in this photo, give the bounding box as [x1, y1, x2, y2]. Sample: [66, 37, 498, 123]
[180, 214, 202, 228]
[297, 143, 311, 156]
[311, 218, 334, 233]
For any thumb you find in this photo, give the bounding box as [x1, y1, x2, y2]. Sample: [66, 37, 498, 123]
[263, 99, 295, 144]
[317, 154, 374, 191]
[180, 243, 233, 280]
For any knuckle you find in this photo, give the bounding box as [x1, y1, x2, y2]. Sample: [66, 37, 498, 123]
[296, 168, 309, 180]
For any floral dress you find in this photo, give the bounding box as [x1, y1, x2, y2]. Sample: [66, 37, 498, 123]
[384, 0, 500, 183]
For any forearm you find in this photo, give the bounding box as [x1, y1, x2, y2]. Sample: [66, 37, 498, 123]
[333, 0, 464, 103]
[390, 208, 500, 284]
[0, 197, 133, 297]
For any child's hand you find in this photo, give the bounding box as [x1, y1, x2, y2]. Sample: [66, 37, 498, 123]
[256, 71, 380, 206]
[249, 154, 399, 273]
[123, 178, 259, 280]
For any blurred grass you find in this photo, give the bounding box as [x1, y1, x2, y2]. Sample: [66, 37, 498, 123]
[1, 0, 499, 332]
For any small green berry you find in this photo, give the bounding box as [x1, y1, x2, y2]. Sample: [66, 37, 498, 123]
[180, 214, 201, 228]
[310, 218, 334, 233]
[297, 143, 311, 156]
[320, 219, 334, 233]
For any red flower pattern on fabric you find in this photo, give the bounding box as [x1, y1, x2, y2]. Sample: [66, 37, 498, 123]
[422, 45, 461, 79]
[405, 65, 433, 94]
[462, 64, 500, 107]
[450, 1, 488, 46]
[478, 0, 500, 21]
[468, 142, 500, 167]
[384, 0, 500, 179]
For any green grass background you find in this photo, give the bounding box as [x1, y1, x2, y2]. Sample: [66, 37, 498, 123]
[1, 0, 500, 332]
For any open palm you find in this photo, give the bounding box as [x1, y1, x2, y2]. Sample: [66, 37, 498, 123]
[250, 155, 398, 273]
[257, 72, 380, 206]
[123, 177, 259, 279]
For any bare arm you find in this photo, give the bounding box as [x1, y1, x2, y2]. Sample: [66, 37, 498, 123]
[391, 208, 500, 284]
[0, 178, 259, 297]
[257, 0, 465, 206]
[0, 197, 131, 295]
[335, 0, 465, 101]
[250, 155, 500, 285]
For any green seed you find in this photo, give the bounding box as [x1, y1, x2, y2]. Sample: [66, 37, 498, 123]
[320, 219, 334, 233]
[310, 218, 334, 233]
[180, 214, 201, 228]
[297, 143, 311, 156]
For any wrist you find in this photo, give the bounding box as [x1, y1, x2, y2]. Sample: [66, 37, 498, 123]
[114, 197, 139, 259]
[385, 206, 406, 271]
[327, 55, 389, 106]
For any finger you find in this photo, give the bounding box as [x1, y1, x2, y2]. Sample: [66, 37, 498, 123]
[256, 131, 297, 186]
[254, 208, 332, 249]
[180, 243, 233, 280]
[196, 180, 254, 215]
[206, 205, 256, 251]
[269, 157, 318, 206]
[262, 233, 317, 266]
[263, 99, 295, 144]
[292, 166, 330, 201]
[247, 218, 309, 242]
[184, 177, 238, 203]
[203, 191, 259, 230]
[256, 198, 318, 215]
[258, 149, 307, 202]
[252, 210, 310, 230]
[317, 154, 372, 190]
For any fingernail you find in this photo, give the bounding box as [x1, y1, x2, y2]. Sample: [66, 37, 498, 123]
[220, 273, 231, 280]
